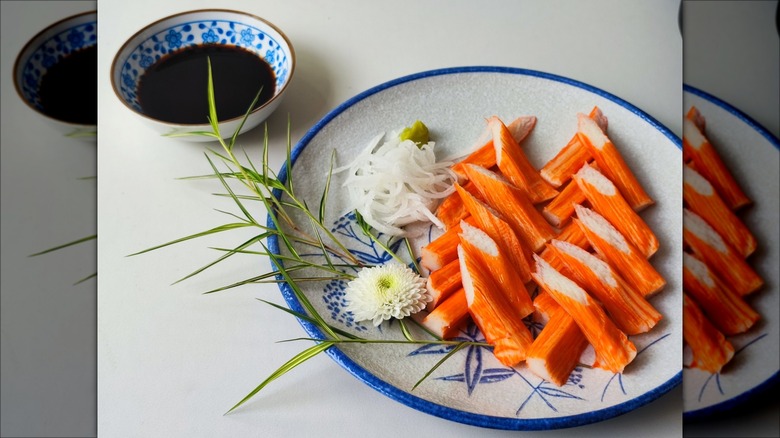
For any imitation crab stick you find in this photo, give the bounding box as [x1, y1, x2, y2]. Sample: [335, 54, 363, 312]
[540, 106, 608, 187]
[683, 209, 763, 296]
[532, 255, 637, 373]
[683, 293, 735, 374]
[435, 180, 482, 230]
[426, 258, 462, 311]
[420, 216, 478, 271]
[451, 115, 537, 180]
[458, 245, 533, 366]
[573, 163, 659, 258]
[455, 184, 532, 281]
[459, 220, 534, 318]
[463, 164, 556, 252]
[683, 117, 751, 210]
[682, 252, 759, 336]
[541, 179, 587, 228]
[490, 116, 559, 204]
[686, 106, 706, 133]
[574, 204, 665, 297]
[526, 306, 590, 386]
[683, 165, 757, 257]
[420, 287, 469, 339]
[534, 292, 598, 368]
[577, 114, 654, 211]
[546, 239, 662, 335]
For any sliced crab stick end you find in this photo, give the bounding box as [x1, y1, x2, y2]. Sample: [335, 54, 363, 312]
[682, 118, 751, 210]
[490, 116, 559, 204]
[459, 220, 534, 318]
[458, 245, 533, 366]
[534, 291, 598, 368]
[683, 165, 757, 257]
[683, 209, 763, 296]
[682, 252, 759, 335]
[526, 310, 589, 386]
[540, 106, 607, 187]
[548, 239, 662, 335]
[577, 114, 654, 211]
[451, 115, 537, 179]
[541, 179, 587, 228]
[574, 204, 666, 297]
[683, 293, 734, 374]
[531, 255, 636, 374]
[685, 106, 706, 133]
[420, 288, 470, 339]
[455, 183, 532, 281]
[425, 258, 462, 311]
[573, 163, 659, 258]
[463, 164, 556, 252]
[435, 180, 482, 230]
[420, 216, 478, 271]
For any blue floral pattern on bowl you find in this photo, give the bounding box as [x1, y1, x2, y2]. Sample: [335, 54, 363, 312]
[116, 19, 291, 113]
[18, 21, 97, 112]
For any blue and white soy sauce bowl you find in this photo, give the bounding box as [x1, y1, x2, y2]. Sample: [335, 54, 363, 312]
[111, 9, 295, 142]
[13, 11, 97, 139]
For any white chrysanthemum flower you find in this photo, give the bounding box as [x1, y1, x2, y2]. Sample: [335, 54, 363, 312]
[344, 263, 431, 326]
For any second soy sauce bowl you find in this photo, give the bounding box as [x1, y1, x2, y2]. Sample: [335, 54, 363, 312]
[111, 9, 295, 142]
[13, 10, 97, 139]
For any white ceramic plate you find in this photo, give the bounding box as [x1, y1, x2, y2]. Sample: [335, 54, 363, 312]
[682, 85, 780, 418]
[269, 67, 681, 430]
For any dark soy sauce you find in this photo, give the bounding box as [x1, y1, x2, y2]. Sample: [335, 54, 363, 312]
[136, 44, 275, 124]
[38, 45, 98, 125]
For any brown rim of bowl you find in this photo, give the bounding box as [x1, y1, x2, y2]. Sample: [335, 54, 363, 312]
[12, 10, 97, 127]
[110, 8, 296, 127]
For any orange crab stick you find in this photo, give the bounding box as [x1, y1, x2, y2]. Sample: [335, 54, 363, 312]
[683, 252, 759, 335]
[683, 165, 757, 257]
[420, 216, 478, 271]
[458, 245, 533, 366]
[455, 183, 532, 282]
[541, 179, 587, 228]
[540, 106, 607, 187]
[574, 204, 665, 297]
[451, 115, 537, 180]
[435, 180, 481, 230]
[459, 220, 534, 318]
[683, 209, 763, 296]
[425, 258, 462, 310]
[686, 106, 706, 133]
[420, 288, 470, 339]
[683, 118, 751, 210]
[463, 164, 556, 252]
[546, 239, 662, 335]
[577, 114, 654, 211]
[490, 116, 559, 204]
[532, 255, 636, 373]
[526, 307, 589, 386]
[573, 163, 659, 258]
[683, 293, 734, 374]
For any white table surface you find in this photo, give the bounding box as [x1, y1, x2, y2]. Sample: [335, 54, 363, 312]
[1, 2, 97, 437]
[682, 2, 779, 437]
[95, 1, 683, 437]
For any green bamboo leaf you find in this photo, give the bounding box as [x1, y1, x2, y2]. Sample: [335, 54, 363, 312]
[225, 341, 335, 414]
[163, 131, 221, 139]
[206, 58, 221, 139]
[128, 223, 255, 256]
[173, 233, 267, 285]
[205, 154, 258, 226]
[256, 299, 361, 340]
[318, 150, 336, 224]
[230, 85, 264, 147]
[411, 342, 469, 391]
[29, 234, 96, 257]
[74, 272, 97, 285]
[398, 319, 414, 342]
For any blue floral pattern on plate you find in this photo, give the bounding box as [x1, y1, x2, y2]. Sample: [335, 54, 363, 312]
[18, 21, 97, 111]
[116, 19, 291, 112]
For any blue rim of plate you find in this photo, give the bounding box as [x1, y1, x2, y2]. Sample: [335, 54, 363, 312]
[682, 84, 780, 421]
[267, 66, 682, 430]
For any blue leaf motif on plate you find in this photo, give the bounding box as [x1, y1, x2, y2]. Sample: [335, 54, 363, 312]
[695, 332, 768, 401]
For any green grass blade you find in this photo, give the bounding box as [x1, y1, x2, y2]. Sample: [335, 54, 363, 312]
[230, 86, 264, 147]
[225, 341, 335, 414]
[204, 154, 258, 226]
[398, 319, 414, 342]
[257, 299, 361, 340]
[173, 233, 267, 285]
[74, 272, 97, 285]
[127, 223, 255, 256]
[29, 234, 96, 257]
[206, 57, 221, 139]
[411, 342, 469, 391]
[318, 150, 336, 224]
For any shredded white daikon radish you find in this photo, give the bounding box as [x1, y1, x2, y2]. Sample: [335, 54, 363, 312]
[334, 130, 457, 237]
